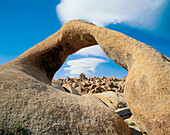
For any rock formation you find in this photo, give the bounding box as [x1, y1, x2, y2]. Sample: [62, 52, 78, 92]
[0, 20, 132, 134]
[55, 73, 125, 94]
[96, 25, 170, 135]
[54, 74, 127, 110]
[0, 19, 169, 135]
[62, 83, 81, 95]
[51, 81, 66, 92]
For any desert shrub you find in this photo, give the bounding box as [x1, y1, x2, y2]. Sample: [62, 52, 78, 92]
[125, 121, 135, 126]
[0, 123, 26, 135]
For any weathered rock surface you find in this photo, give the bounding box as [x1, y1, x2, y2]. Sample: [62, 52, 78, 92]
[94, 91, 127, 109]
[62, 83, 81, 95]
[51, 81, 66, 92]
[82, 94, 107, 107]
[83, 91, 127, 110]
[0, 20, 133, 134]
[96, 26, 170, 134]
[0, 19, 169, 135]
[54, 20, 170, 134]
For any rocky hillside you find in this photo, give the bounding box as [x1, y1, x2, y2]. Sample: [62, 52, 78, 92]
[52, 73, 129, 111]
[53, 73, 126, 94]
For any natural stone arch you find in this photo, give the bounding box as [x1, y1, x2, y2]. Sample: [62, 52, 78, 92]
[0, 20, 131, 135]
[0, 20, 169, 135]
[10, 20, 98, 83]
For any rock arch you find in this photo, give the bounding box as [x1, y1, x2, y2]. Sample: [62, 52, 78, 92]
[0, 20, 169, 135]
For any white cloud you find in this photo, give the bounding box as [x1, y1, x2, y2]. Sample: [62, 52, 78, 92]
[75, 45, 107, 57]
[56, 0, 168, 29]
[64, 57, 107, 77]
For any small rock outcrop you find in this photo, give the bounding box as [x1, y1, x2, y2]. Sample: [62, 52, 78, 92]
[78, 73, 86, 80]
[94, 91, 126, 109]
[62, 83, 81, 95]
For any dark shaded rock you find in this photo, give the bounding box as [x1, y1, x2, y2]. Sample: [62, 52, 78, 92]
[116, 107, 132, 120]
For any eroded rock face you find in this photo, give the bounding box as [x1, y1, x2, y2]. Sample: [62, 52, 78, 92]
[0, 19, 169, 135]
[94, 25, 170, 134]
[51, 81, 66, 92]
[62, 83, 81, 95]
[0, 20, 132, 135]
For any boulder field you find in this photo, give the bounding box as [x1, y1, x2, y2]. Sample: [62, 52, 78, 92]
[55, 73, 125, 94]
[0, 20, 169, 135]
[53, 74, 127, 110]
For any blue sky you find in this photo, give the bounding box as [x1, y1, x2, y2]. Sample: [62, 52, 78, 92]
[0, 0, 169, 79]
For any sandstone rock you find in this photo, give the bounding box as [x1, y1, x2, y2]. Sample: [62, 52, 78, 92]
[116, 94, 127, 105]
[59, 20, 169, 134]
[83, 82, 91, 87]
[62, 83, 81, 95]
[101, 81, 106, 85]
[106, 82, 114, 88]
[48, 20, 170, 134]
[82, 94, 107, 107]
[96, 80, 102, 83]
[109, 87, 115, 92]
[95, 82, 101, 86]
[78, 73, 86, 80]
[2, 19, 168, 135]
[66, 76, 71, 81]
[0, 20, 133, 135]
[95, 95, 117, 110]
[101, 76, 106, 79]
[56, 79, 63, 85]
[76, 85, 83, 94]
[89, 84, 97, 90]
[97, 22, 170, 134]
[95, 86, 104, 93]
[110, 76, 115, 81]
[101, 85, 108, 90]
[94, 91, 126, 109]
[72, 82, 78, 88]
[51, 81, 66, 92]
[121, 76, 126, 81]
